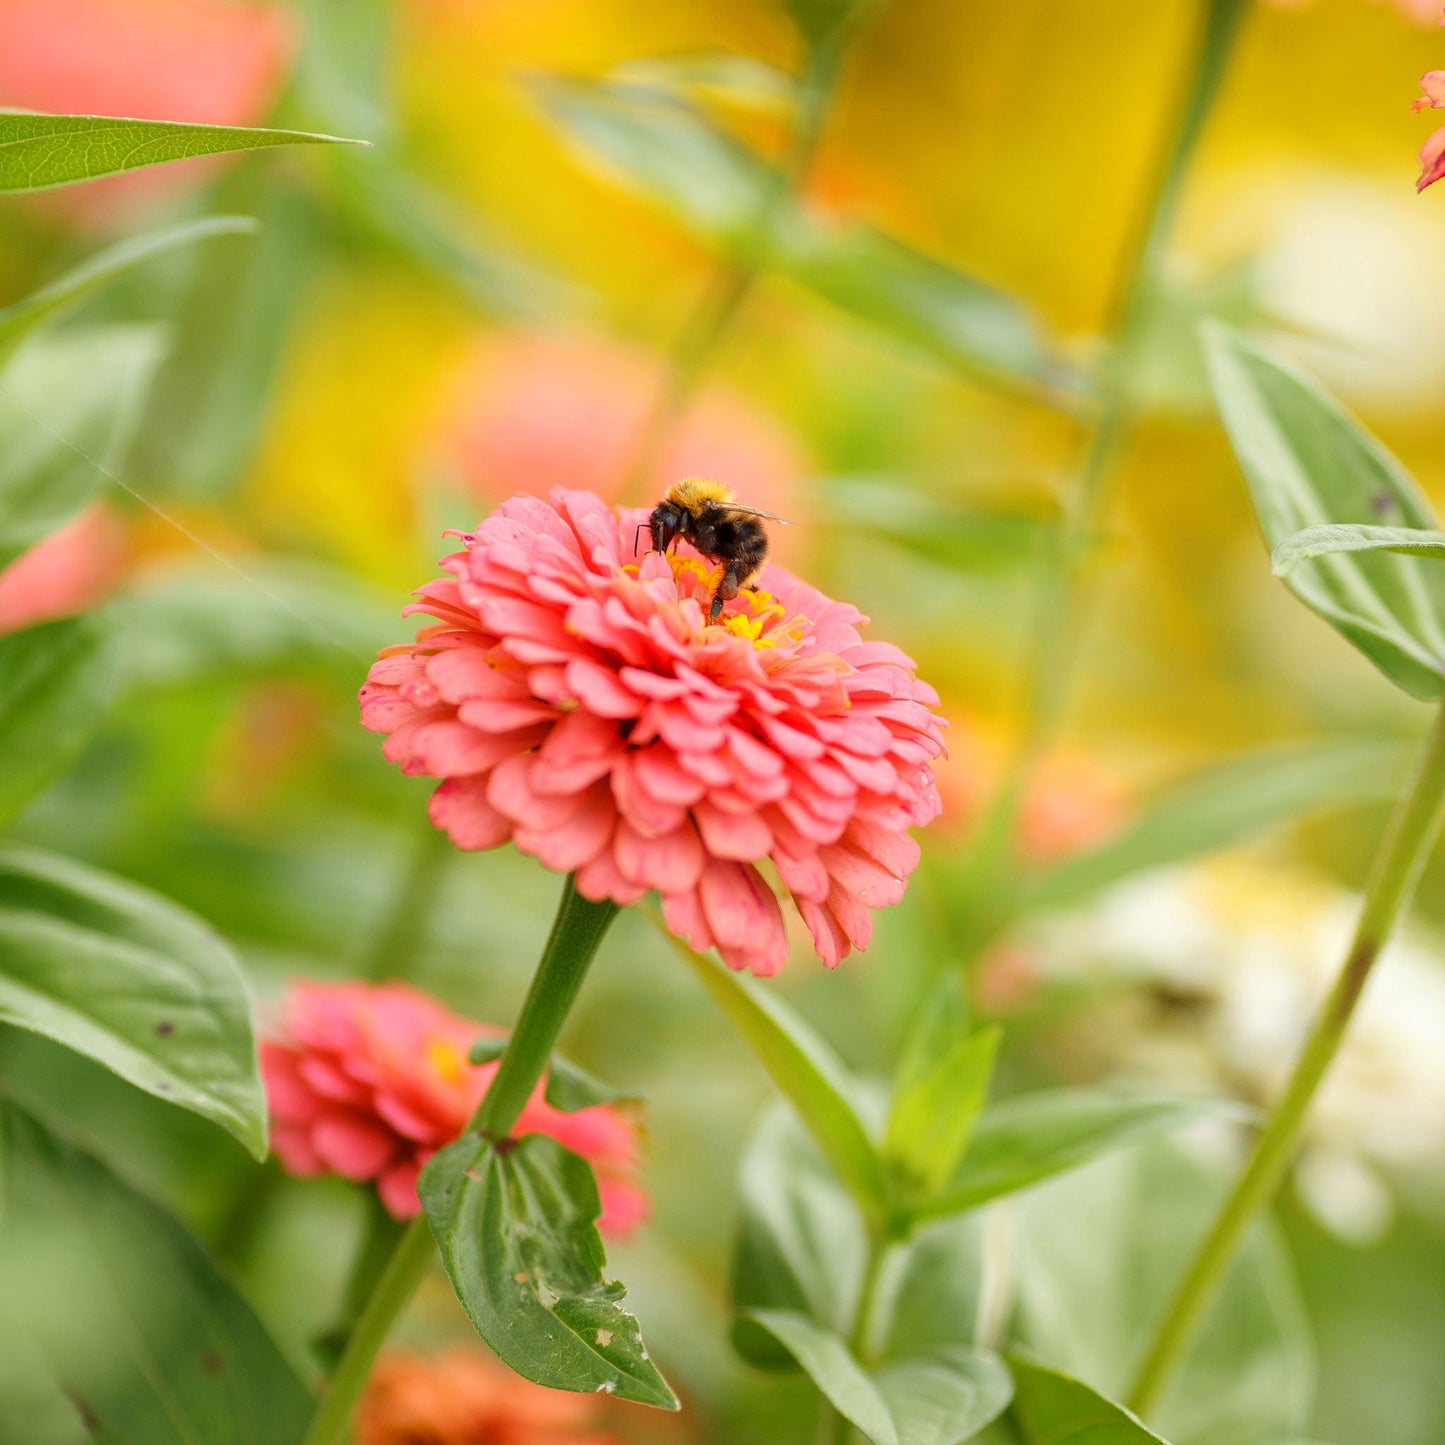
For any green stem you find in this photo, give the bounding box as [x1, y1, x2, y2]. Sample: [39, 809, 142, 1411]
[968, 0, 1250, 916]
[1127, 700, 1445, 1419]
[823, 1233, 892, 1445]
[360, 824, 453, 981]
[623, 37, 842, 490]
[301, 874, 620, 1445]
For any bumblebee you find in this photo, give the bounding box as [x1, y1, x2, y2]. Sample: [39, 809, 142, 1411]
[642, 479, 790, 622]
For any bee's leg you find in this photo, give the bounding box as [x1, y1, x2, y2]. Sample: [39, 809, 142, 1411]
[709, 565, 742, 622]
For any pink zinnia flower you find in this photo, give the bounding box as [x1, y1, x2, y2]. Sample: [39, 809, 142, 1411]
[358, 1347, 624, 1445]
[261, 980, 647, 1235]
[359, 489, 944, 977]
[0, 506, 128, 637]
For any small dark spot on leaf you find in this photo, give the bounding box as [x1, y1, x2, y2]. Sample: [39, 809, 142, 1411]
[1371, 490, 1397, 517]
[63, 1390, 99, 1435]
[201, 1349, 224, 1376]
[155, 1081, 172, 1093]
[154, 1020, 175, 1037]
[494, 1136, 517, 1158]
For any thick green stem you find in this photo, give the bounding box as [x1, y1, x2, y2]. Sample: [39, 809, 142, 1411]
[969, 0, 1250, 912]
[1127, 701, 1445, 1418]
[822, 1232, 893, 1445]
[301, 874, 619, 1445]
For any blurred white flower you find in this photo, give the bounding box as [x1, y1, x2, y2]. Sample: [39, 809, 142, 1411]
[1011, 858, 1445, 1241]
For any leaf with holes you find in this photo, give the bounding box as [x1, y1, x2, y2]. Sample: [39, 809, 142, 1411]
[0, 844, 267, 1157]
[1206, 324, 1445, 700]
[0, 111, 364, 193]
[0, 1100, 311, 1443]
[420, 1131, 677, 1408]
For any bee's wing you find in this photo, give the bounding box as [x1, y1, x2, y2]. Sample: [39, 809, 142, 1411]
[728, 504, 792, 525]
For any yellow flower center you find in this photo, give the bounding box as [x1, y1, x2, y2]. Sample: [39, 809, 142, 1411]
[426, 1039, 468, 1085]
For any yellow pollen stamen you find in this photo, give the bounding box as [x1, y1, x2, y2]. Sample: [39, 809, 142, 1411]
[427, 1039, 467, 1085]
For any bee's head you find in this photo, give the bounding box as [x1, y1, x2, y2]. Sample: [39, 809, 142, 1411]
[648, 500, 686, 554]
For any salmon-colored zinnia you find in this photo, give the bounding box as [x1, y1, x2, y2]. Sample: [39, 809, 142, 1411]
[358, 1347, 623, 1445]
[261, 981, 647, 1234]
[360, 489, 944, 977]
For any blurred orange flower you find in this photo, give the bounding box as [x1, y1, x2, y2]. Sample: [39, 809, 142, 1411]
[0, 506, 128, 637]
[0, 0, 293, 226]
[357, 1348, 624, 1445]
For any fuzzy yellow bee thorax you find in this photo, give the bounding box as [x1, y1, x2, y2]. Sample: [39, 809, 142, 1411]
[663, 477, 733, 509]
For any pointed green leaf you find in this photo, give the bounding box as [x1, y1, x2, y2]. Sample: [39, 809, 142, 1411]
[0, 325, 167, 567]
[466, 1035, 639, 1113]
[913, 1092, 1239, 1224]
[0, 216, 255, 367]
[0, 845, 267, 1157]
[775, 217, 1084, 403]
[885, 1019, 1000, 1203]
[1206, 324, 1445, 700]
[676, 940, 885, 1214]
[744, 1309, 898, 1445]
[0, 111, 365, 193]
[1025, 739, 1411, 912]
[0, 619, 115, 826]
[0, 1101, 311, 1443]
[420, 1131, 677, 1408]
[532, 77, 768, 246]
[1007, 1357, 1171, 1444]
[1272, 523, 1445, 576]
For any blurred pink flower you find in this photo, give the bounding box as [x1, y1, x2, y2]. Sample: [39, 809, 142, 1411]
[358, 1347, 623, 1445]
[1419, 124, 1445, 190]
[261, 980, 647, 1234]
[437, 333, 806, 525]
[0, 506, 128, 636]
[0, 0, 293, 226]
[359, 489, 944, 976]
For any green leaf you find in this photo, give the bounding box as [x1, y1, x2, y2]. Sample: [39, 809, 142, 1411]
[107, 560, 396, 691]
[785, 0, 876, 50]
[0, 325, 167, 567]
[533, 74, 1077, 401]
[776, 217, 1084, 402]
[676, 940, 886, 1215]
[0, 110, 365, 193]
[1025, 739, 1411, 912]
[744, 1308, 898, 1445]
[913, 1092, 1237, 1224]
[420, 1131, 677, 1408]
[1012, 1141, 1314, 1445]
[0, 620, 115, 826]
[732, 1103, 869, 1366]
[616, 51, 797, 113]
[875, 1347, 1014, 1445]
[1007, 1357, 1171, 1444]
[1205, 324, 1445, 700]
[1272, 523, 1445, 575]
[532, 76, 768, 247]
[0, 844, 267, 1158]
[466, 1035, 640, 1113]
[885, 1017, 1000, 1203]
[0, 216, 256, 367]
[0, 1100, 311, 1443]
